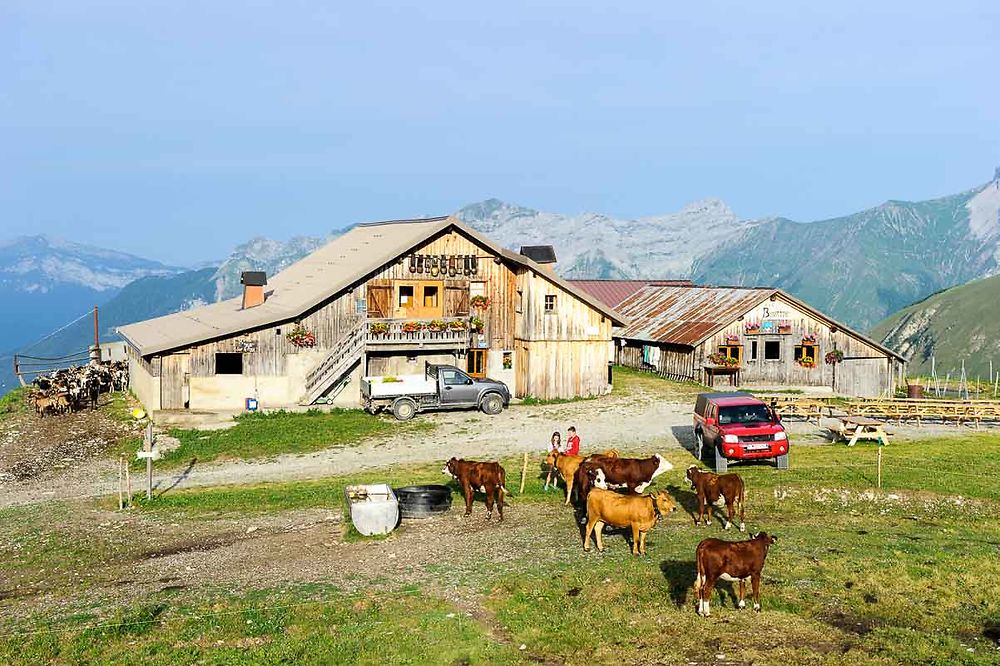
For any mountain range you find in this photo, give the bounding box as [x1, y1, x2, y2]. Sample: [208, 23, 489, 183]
[3, 169, 999, 392]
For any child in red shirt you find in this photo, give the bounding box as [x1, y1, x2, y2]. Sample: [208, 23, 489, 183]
[565, 426, 581, 456]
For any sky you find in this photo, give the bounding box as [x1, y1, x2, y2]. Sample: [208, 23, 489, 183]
[1, 1, 999, 266]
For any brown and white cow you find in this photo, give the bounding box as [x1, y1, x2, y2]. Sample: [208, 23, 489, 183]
[544, 449, 619, 505]
[442, 457, 508, 521]
[686, 465, 747, 532]
[694, 532, 777, 616]
[584, 488, 677, 555]
[574, 454, 673, 500]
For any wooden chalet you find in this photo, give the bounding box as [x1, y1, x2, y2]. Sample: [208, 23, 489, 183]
[574, 283, 905, 397]
[118, 216, 625, 412]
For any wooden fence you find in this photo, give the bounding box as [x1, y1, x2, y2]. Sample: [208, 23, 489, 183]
[845, 398, 1000, 427]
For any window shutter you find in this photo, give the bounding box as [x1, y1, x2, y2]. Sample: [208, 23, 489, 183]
[445, 283, 470, 317]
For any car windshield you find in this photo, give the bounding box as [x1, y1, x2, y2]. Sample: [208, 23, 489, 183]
[718, 404, 771, 425]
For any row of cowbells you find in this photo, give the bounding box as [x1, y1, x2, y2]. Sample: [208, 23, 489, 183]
[408, 254, 479, 277]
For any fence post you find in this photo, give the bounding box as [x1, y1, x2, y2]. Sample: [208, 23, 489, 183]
[519, 452, 529, 494]
[144, 422, 154, 500]
[118, 455, 124, 510]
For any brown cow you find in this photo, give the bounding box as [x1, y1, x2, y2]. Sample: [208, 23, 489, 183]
[584, 488, 677, 555]
[686, 465, 747, 532]
[575, 454, 673, 500]
[442, 457, 508, 521]
[694, 532, 777, 616]
[544, 449, 619, 505]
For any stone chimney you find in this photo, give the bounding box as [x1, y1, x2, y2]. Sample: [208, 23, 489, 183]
[241, 271, 267, 309]
[519, 245, 557, 273]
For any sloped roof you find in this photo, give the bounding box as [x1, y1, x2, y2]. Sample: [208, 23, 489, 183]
[119, 216, 625, 356]
[616, 284, 904, 361]
[569, 279, 694, 310]
[519, 245, 557, 264]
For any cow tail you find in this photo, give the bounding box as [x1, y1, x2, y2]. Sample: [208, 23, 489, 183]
[499, 468, 509, 495]
[740, 484, 747, 524]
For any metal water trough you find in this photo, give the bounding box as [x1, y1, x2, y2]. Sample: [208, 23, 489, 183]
[344, 483, 400, 536]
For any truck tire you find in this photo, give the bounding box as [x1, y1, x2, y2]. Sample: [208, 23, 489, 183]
[395, 485, 452, 519]
[695, 429, 706, 461]
[480, 392, 504, 415]
[391, 397, 418, 421]
[714, 442, 729, 474]
[776, 453, 789, 470]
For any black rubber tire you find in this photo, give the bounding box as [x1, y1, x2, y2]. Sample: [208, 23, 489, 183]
[714, 443, 729, 474]
[395, 484, 453, 519]
[480, 392, 504, 415]
[391, 398, 417, 421]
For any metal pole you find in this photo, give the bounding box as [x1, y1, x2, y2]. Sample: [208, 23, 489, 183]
[876, 446, 882, 490]
[145, 422, 153, 500]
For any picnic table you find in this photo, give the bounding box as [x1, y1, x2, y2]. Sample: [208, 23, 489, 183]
[832, 416, 891, 447]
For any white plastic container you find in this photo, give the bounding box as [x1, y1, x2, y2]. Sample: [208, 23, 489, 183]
[344, 483, 400, 536]
[361, 374, 436, 398]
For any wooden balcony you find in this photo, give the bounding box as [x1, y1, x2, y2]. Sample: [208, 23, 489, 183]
[365, 317, 473, 351]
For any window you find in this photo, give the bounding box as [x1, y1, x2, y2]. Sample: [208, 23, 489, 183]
[794, 344, 819, 362]
[544, 294, 557, 312]
[470, 281, 486, 299]
[467, 349, 487, 378]
[719, 404, 772, 425]
[398, 285, 414, 307]
[423, 285, 439, 308]
[516, 290, 523, 314]
[215, 353, 243, 375]
[717, 345, 743, 363]
[355, 297, 366, 314]
[750, 340, 758, 361]
[441, 369, 472, 386]
[764, 340, 781, 360]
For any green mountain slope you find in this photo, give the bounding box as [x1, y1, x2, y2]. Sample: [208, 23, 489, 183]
[691, 182, 1000, 330]
[871, 273, 1000, 378]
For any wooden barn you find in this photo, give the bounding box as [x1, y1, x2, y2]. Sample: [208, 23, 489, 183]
[118, 216, 624, 413]
[574, 283, 905, 397]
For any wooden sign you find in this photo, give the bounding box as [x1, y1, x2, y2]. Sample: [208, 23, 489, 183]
[236, 338, 258, 353]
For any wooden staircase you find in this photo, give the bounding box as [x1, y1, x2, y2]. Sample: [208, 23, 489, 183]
[300, 319, 366, 405]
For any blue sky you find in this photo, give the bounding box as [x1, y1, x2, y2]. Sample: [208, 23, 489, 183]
[1, 1, 998, 266]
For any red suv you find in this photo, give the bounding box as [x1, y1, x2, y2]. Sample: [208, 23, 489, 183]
[693, 392, 789, 472]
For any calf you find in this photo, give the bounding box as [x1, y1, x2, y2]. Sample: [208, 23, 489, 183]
[686, 465, 747, 531]
[544, 448, 618, 505]
[442, 457, 508, 521]
[574, 454, 673, 500]
[694, 532, 777, 616]
[584, 488, 677, 555]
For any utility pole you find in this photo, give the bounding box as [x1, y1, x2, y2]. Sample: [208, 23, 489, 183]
[90, 305, 101, 366]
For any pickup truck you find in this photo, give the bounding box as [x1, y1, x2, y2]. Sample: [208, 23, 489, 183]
[361, 362, 511, 421]
[692, 392, 789, 472]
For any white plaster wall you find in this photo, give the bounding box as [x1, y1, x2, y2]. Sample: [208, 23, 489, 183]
[128, 357, 161, 412]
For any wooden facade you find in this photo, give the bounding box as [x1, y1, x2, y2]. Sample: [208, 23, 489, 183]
[124, 220, 621, 411]
[616, 292, 904, 397]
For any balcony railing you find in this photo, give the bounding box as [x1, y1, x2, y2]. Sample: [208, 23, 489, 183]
[365, 317, 474, 348]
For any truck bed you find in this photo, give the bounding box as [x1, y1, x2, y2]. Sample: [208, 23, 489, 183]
[362, 374, 437, 399]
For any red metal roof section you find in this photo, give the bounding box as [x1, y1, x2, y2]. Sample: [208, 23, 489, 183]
[616, 285, 774, 346]
[568, 279, 694, 310]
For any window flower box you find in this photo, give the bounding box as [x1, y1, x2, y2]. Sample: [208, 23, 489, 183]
[426, 320, 447, 333]
[447, 319, 468, 331]
[470, 295, 490, 310]
[401, 321, 425, 334]
[368, 322, 389, 336]
[286, 325, 317, 348]
[707, 352, 740, 368]
[797, 357, 817, 369]
[801, 333, 818, 344]
[724, 334, 741, 344]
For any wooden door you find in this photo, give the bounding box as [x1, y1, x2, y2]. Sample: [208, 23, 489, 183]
[366, 284, 391, 318]
[445, 281, 470, 317]
[160, 353, 190, 409]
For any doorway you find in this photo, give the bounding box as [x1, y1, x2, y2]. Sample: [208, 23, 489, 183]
[467, 349, 488, 378]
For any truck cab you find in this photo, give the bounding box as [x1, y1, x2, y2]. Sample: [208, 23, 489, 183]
[693, 392, 789, 472]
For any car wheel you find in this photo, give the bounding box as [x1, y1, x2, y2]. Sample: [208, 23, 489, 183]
[391, 398, 417, 421]
[480, 393, 504, 415]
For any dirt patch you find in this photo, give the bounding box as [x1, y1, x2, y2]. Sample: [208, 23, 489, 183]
[0, 395, 140, 484]
[822, 610, 877, 636]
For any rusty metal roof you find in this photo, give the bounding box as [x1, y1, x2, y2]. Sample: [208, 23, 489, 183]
[617, 285, 775, 346]
[569, 279, 694, 310]
[616, 284, 905, 360]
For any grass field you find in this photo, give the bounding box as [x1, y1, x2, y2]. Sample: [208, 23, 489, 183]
[157, 408, 432, 467]
[2, 432, 999, 664]
[0, 387, 27, 420]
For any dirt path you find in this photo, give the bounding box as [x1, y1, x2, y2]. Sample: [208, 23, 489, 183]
[0, 381, 969, 509]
